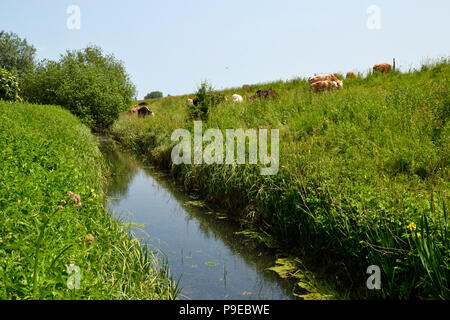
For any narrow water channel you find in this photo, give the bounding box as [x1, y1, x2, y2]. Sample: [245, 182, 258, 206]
[100, 138, 298, 300]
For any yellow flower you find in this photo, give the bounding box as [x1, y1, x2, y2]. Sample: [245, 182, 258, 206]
[416, 232, 421, 238]
[407, 222, 416, 231]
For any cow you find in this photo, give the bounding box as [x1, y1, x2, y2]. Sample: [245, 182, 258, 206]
[309, 80, 339, 93]
[187, 98, 194, 105]
[138, 106, 154, 118]
[373, 63, 392, 74]
[249, 89, 279, 99]
[232, 94, 244, 103]
[193, 98, 200, 106]
[129, 106, 141, 114]
[308, 73, 339, 85]
[346, 71, 358, 79]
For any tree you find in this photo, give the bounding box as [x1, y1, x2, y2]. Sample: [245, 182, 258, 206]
[144, 91, 163, 99]
[21, 45, 136, 129]
[0, 31, 36, 78]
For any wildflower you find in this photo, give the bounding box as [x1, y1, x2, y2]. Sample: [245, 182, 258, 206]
[72, 194, 81, 204]
[84, 234, 94, 245]
[67, 191, 74, 197]
[75, 202, 82, 208]
[61, 199, 67, 204]
[416, 232, 421, 238]
[407, 222, 416, 231]
[58, 205, 64, 210]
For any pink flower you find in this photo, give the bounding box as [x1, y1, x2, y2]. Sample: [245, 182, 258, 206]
[61, 199, 67, 204]
[58, 205, 64, 210]
[67, 191, 74, 197]
[72, 194, 81, 204]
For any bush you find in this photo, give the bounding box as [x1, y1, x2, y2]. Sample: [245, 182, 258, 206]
[144, 91, 163, 99]
[189, 81, 225, 120]
[0, 68, 21, 101]
[21, 46, 136, 129]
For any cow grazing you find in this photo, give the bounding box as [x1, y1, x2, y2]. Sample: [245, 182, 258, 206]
[250, 89, 279, 99]
[138, 106, 154, 118]
[308, 73, 339, 85]
[346, 71, 358, 79]
[129, 106, 141, 114]
[232, 94, 244, 103]
[310, 80, 339, 92]
[373, 63, 392, 74]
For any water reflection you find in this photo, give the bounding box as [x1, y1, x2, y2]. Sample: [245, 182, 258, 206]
[100, 138, 298, 300]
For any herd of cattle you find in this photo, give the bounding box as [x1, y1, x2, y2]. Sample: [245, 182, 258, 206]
[129, 62, 394, 116]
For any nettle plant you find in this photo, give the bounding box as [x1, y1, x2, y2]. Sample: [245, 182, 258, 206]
[0, 68, 21, 101]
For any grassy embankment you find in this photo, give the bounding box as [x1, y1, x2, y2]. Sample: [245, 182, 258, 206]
[110, 61, 449, 299]
[0, 102, 179, 299]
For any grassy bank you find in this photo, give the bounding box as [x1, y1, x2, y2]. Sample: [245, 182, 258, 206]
[0, 101, 179, 299]
[110, 61, 449, 299]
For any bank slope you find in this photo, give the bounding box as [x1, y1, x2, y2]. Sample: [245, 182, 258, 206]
[0, 101, 178, 299]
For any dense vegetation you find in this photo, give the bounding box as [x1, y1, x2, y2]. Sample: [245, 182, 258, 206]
[111, 60, 449, 299]
[0, 101, 179, 299]
[0, 68, 21, 101]
[0, 31, 36, 78]
[21, 46, 136, 129]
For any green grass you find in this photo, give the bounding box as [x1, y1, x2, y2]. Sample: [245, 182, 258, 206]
[0, 101, 180, 299]
[110, 60, 449, 299]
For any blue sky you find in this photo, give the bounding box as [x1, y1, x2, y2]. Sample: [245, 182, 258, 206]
[1, 0, 449, 98]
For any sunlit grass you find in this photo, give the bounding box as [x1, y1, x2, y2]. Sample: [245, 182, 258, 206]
[0, 102, 180, 299]
[110, 60, 449, 299]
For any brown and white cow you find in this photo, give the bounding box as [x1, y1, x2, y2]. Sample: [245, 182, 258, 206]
[129, 106, 140, 114]
[308, 73, 339, 85]
[309, 80, 339, 92]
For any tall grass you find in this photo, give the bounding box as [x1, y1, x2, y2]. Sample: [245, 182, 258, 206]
[110, 60, 449, 299]
[0, 102, 179, 299]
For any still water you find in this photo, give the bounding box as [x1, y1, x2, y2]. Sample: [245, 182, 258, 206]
[101, 139, 297, 300]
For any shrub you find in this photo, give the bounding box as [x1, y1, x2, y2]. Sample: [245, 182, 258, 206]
[21, 45, 136, 129]
[189, 81, 225, 120]
[0, 68, 21, 101]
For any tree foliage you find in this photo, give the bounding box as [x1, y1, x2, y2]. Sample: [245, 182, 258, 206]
[144, 91, 163, 99]
[21, 46, 136, 129]
[0, 30, 36, 77]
